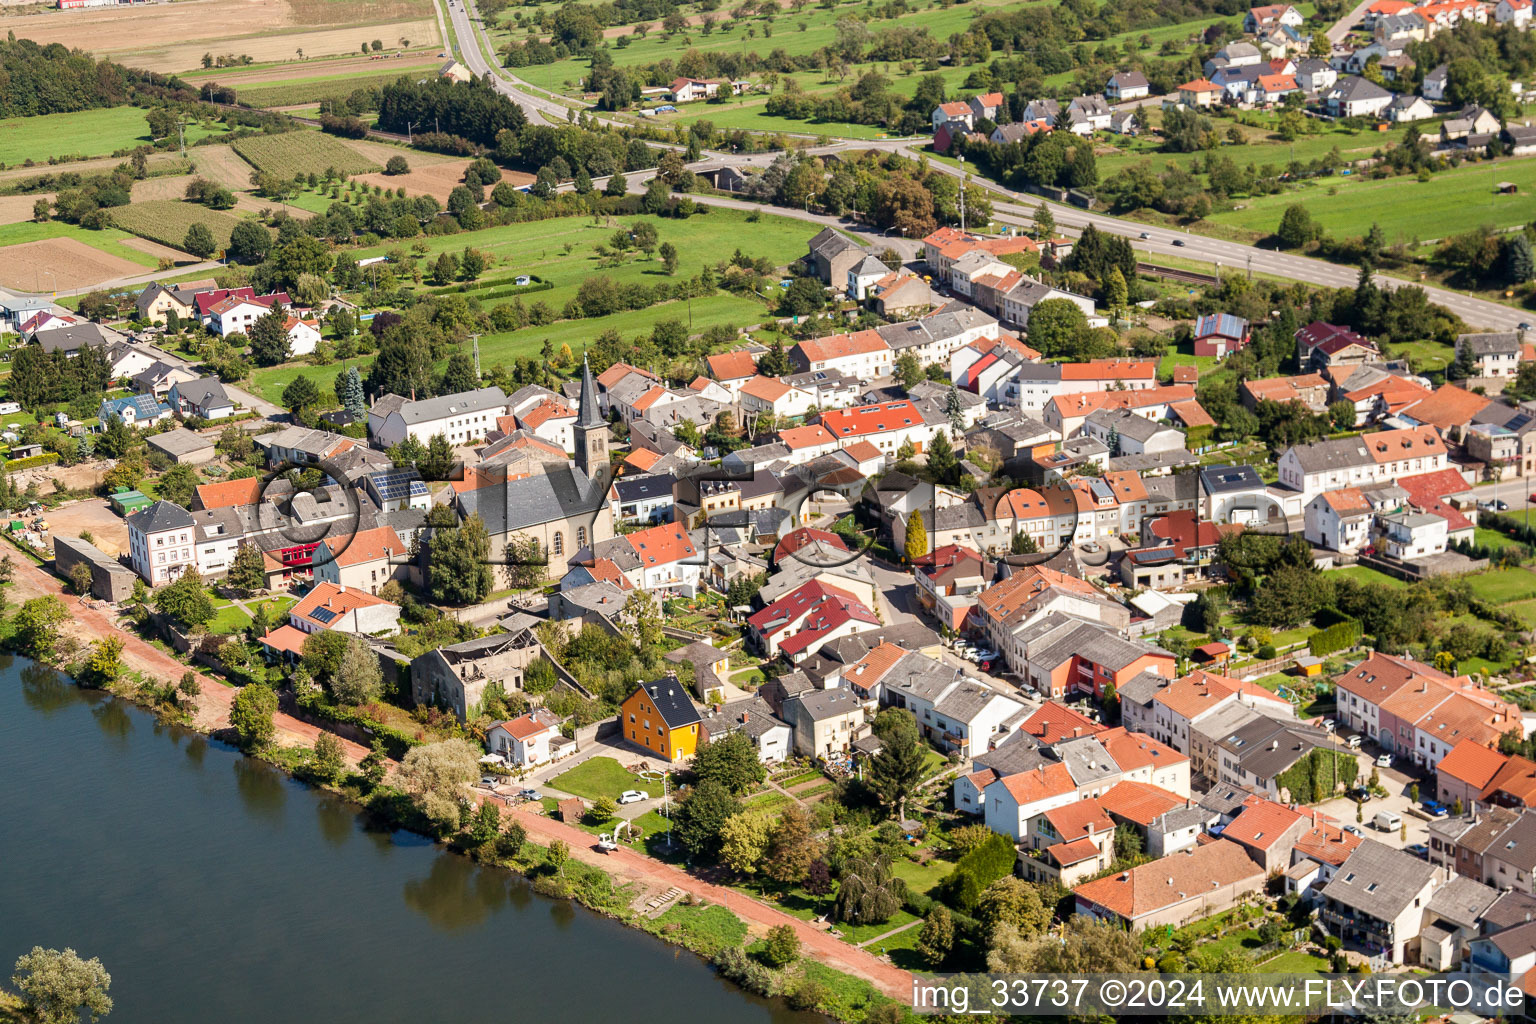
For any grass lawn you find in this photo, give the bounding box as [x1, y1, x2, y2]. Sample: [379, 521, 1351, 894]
[744, 791, 791, 814]
[1475, 527, 1526, 552]
[1502, 598, 1536, 629]
[547, 756, 653, 802]
[0, 107, 227, 166]
[1466, 567, 1536, 602]
[1258, 950, 1331, 973]
[889, 853, 953, 899]
[653, 902, 748, 956]
[206, 600, 254, 634]
[251, 595, 298, 617]
[1324, 565, 1407, 589]
[835, 908, 919, 944]
[1205, 156, 1536, 245]
[1392, 338, 1454, 373]
[236, 65, 440, 107]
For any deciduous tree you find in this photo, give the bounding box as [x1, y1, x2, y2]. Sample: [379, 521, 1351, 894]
[229, 683, 277, 751]
[428, 511, 494, 604]
[693, 731, 766, 794]
[719, 808, 773, 875]
[398, 738, 481, 829]
[10, 946, 113, 1024]
[332, 634, 383, 705]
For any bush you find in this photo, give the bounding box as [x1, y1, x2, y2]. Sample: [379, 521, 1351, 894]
[385, 155, 410, 175]
[940, 832, 1017, 911]
[1256, 643, 1277, 659]
[1309, 618, 1361, 658]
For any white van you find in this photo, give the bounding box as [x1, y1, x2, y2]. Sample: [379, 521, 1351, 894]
[1373, 810, 1401, 832]
[1347, 734, 1363, 750]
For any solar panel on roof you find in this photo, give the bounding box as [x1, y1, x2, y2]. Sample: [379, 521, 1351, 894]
[310, 607, 338, 624]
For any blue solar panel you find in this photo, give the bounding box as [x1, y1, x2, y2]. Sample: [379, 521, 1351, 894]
[310, 607, 337, 624]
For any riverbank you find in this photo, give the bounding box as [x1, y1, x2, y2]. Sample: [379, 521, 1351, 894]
[1, 557, 914, 1022]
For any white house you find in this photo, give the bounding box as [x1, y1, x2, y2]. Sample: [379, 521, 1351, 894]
[1324, 75, 1393, 118]
[207, 296, 274, 337]
[285, 316, 322, 357]
[126, 500, 197, 585]
[1375, 510, 1448, 559]
[981, 762, 1081, 840]
[1304, 487, 1377, 553]
[1105, 70, 1150, 101]
[790, 329, 893, 379]
[739, 375, 819, 420]
[371, 386, 511, 448]
[487, 709, 564, 766]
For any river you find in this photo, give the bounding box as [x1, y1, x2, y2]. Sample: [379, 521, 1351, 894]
[0, 657, 817, 1023]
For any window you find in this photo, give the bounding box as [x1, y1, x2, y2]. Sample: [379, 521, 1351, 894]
[577, 526, 587, 547]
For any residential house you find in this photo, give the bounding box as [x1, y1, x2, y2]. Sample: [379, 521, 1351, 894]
[1170, 79, 1221, 107]
[126, 500, 197, 585]
[1457, 331, 1526, 378]
[1324, 75, 1394, 117]
[1246, 3, 1305, 31]
[1276, 427, 1446, 500]
[789, 330, 892, 379]
[931, 100, 974, 131]
[1423, 63, 1450, 99]
[700, 696, 792, 763]
[1436, 739, 1518, 809]
[1297, 323, 1381, 370]
[1105, 70, 1150, 101]
[1242, 373, 1331, 412]
[1221, 798, 1313, 872]
[1214, 714, 1333, 796]
[1387, 93, 1436, 121]
[1073, 839, 1267, 930]
[705, 350, 760, 394]
[312, 526, 409, 594]
[284, 315, 321, 357]
[748, 579, 880, 660]
[135, 282, 196, 325]
[1065, 94, 1112, 134]
[1294, 57, 1338, 94]
[168, 376, 235, 420]
[1319, 840, 1444, 963]
[99, 393, 173, 428]
[784, 687, 866, 759]
[486, 708, 564, 767]
[621, 678, 703, 760]
[287, 581, 401, 636]
[1083, 407, 1185, 456]
[804, 227, 868, 293]
[1496, 0, 1532, 27]
[669, 77, 722, 102]
[412, 630, 541, 721]
[969, 91, 1004, 121]
[372, 386, 511, 448]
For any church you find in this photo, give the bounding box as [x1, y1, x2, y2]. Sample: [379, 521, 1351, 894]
[454, 358, 616, 578]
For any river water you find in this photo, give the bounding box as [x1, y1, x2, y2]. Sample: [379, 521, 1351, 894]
[0, 657, 816, 1023]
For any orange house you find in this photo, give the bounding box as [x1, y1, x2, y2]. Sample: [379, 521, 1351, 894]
[621, 679, 703, 761]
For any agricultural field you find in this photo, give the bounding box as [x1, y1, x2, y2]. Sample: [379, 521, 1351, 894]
[233, 64, 441, 108]
[233, 132, 382, 179]
[0, 107, 228, 167]
[0, 0, 439, 73]
[0, 235, 146, 292]
[110, 200, 245, 252]
[351, 158, 535, 203]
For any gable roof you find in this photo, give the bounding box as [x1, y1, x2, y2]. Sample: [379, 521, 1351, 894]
[194, 477, 263, 510]
[1321, 841, 1439, 921]
[1073, 840, 1262, 920]
[289, 581, 397, 628]
[126, 499, 195, 535]
[707, 350, 758, 380]
[629, 678, 703, 729]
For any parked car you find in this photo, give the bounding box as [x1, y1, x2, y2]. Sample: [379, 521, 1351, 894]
[1373, 810, 1402, 832]
[1375, 753, 1393, 768]
[1497, 500, 1510, 511]
[1406, 843, 1429, 858]
[1350, 786, 1372, 802]
[975, 648, 999, 661]
[1347, 734, 1363, 749]
[1422, 800, 1448, 817]
[479, 776, 500, 789]
[519, 788, 540, 800]
[618, 790, 649, 804]
[1344, 824, 1364, 837]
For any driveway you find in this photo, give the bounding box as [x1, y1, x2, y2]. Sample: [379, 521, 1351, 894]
[1312, 748, 1436, 852]
[867, 559, 918, 627]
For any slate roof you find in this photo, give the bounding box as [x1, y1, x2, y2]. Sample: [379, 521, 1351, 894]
[126, 499, 195, 535]
[395, 386, 508, 425]
[456, 465, 607, 535]
[1321, 841, 1440, 922]
[632, 678, 702, 729]
[613, 472, 676, 503]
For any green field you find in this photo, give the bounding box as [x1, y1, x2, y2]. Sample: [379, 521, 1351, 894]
[0, 107, 228, 167]
[110, 200, 246, 252]
[0, 218, 162, 270]
[1205, 157, 1536, 245]
[236, 65, 439, 108]
[547, 756, 655, 801]
[1465, 567, 1536, 603]
[1324, 565, 1407, 589]
[233, 131, 381, 178]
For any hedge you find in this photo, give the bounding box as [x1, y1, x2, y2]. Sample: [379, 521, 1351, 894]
[296, 692, 421, 758]
[1274, 747, 1358, 804]
[1308, 618, 1361, 658]
[1, 452, 61, 471]
[940, 832, 1017, 911]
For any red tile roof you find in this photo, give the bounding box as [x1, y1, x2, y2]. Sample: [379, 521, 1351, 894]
[1221, 799, 1304, 851]
[1096, 726, 1188, 772]
[994, 762, 1077, 805]
[624, 521, 697, 567]
[819, 400, 928, 439]
[258, 624, 309, 657]
[1098, 780, 1188, 826]
[1046, 798, 1115, 840]
[327, 526, 405, 567]
[1437, 738, 1509, 790]
[1073, 840, 1261, 920]
[773, 527, 849, 563]
[194, 476, 263, 510]
[1047, 836, 1104, 867]
[289, 582, 397, 629]
[1059, 359, 1156, 381]
[1020, 702, 1106, 744]
[795, 329, 888, 363]
[1481, 754, 1536, 807]
[842, 440, 884, 464]
[707, 350, 758, 381]
[740, 375, 792, 402]
[779, 424, 837, 450]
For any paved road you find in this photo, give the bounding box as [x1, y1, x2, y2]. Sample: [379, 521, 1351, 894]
[1327, 0, 1374, 44]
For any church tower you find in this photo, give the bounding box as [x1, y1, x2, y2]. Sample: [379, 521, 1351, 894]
[573, 355, 611, 490]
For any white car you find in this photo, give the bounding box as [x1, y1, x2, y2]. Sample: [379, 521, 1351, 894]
[618, 790, 650, 804]
[1375, 754, 1393, 768]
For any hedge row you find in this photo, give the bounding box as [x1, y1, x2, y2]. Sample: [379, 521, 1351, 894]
[296, 692, 420, 759]
[940, 832, 1017, 911]
[2, 452, 61, 471]
[1308, 618, 1361, 658]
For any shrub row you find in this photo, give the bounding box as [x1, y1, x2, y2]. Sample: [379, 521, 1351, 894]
[1308, 618, 1361, 658]
[940, 832, 1017, 911]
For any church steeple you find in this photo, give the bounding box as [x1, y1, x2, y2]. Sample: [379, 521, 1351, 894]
[573, 354, 610, 487]
[576, 354, 603, 428]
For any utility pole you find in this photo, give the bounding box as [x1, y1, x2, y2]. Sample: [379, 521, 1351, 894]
[958, 154, 966, 233]
[176, 117, 187, 159]
[472, 334, 481, 380]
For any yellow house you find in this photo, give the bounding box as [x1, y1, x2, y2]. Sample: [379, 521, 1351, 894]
[621, 678, 703, 761]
